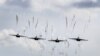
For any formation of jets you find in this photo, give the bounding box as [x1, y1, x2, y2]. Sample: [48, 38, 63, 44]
[8, 15, 89, 56]
[9, 33, 88, 44]
[9, 15, 90, 56]
[9, 15, 89, 45]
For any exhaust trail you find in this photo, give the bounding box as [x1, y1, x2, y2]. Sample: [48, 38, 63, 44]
[65, 17, 68, 29]
[64, 40, 70, 48]
[28, 20, 30, 28]
[45, 21, 48, 35]
[35, 19, 38, 31]
[32, 16, 34, 24]
[24, 39, 34, 56]
[72, 21, 76, 32]
[16, 15, 18, 25]
[83, 16, 91, 33]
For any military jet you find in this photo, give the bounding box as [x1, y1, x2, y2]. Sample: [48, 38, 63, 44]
[9, 34, 27, 38]
[48, 38, 68, 43]
[69, 36, 88, 42]
[29, 35, 45, 40]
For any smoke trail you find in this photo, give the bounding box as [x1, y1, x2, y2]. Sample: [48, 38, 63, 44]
[16, 15, 19, 25]
[32, 16, 34, 24]
[72, 21, 76, 32]
[45, 22, 48, 35]
[28, 20, 30, 28]
[65, 17, 68, 29]
[35, 19, 38, 31]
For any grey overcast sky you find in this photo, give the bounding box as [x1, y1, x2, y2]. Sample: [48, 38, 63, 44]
[0, 0, 100, 56]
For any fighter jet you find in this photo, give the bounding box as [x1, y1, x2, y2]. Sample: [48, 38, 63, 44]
[48, 38, 68, 43]
[48, 38, 69, 47]
[29, 35, 45, 40]
[9, 34, 27, 38]
[69, 36, 88, 42]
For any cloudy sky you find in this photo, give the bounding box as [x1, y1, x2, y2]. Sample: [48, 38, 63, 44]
[0, 0, 100, 56]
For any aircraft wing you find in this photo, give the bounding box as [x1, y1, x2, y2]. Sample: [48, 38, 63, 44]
[48, 40, 56, 42]
[9, 34, 16, 36]
[27, 36, 35, 39]
[58, 40, 65, 42]
[38, 38, 45, 40]
[69, 38, 77, 40]
[80, 39, 88, 41]
[59, 40, 68, 42]
[20, 35, 28, 37]
[29, 37, 35, 39]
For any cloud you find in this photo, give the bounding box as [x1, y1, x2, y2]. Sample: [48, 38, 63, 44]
[1, 0, 100, 56]
[0, 29, 16, 46]
[72, 0, 100, 8]
[0, 29, 41, 50]
[5, 0, 30, 8]
[0, 0, 6, 5]
[30, 0, 75, 12]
